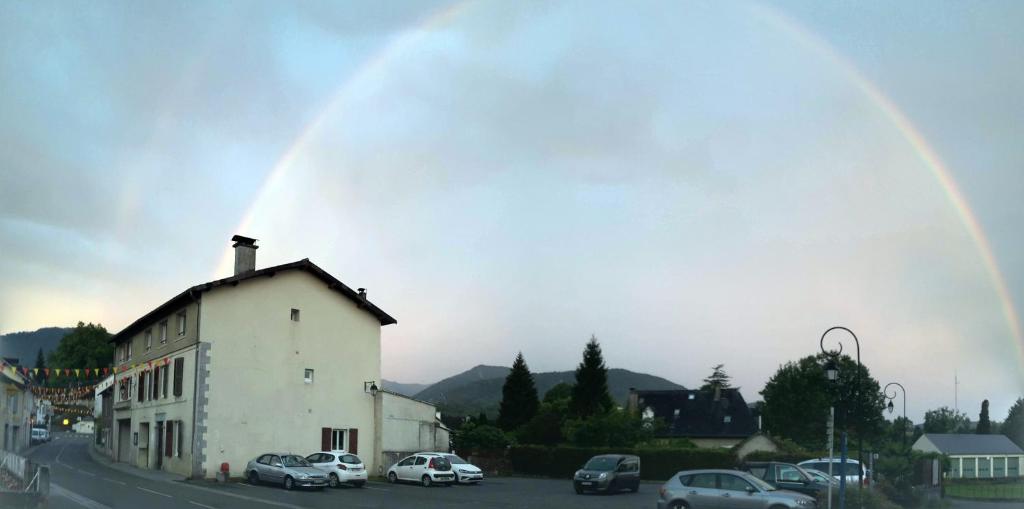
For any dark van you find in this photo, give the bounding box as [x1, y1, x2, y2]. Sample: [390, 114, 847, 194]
[573, 454, 641, 494]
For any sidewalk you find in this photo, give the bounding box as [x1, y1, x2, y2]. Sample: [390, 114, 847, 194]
[86, 443, 187, 483]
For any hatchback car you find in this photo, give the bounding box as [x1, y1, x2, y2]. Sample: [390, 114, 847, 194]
[657, 469, 817, 509]
[245, 453, 329, 490]
[306, 450, 367, 488]
[572, 454, 640, 494]
[387, 453, 456, 487]
[417, 452, 484, 484]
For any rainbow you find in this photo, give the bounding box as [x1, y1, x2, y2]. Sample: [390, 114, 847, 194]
[220, 2, 1022, 362]
[749, 3, 1022, 362]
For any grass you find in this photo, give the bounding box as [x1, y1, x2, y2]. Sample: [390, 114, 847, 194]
[945, 479, 1024, 501]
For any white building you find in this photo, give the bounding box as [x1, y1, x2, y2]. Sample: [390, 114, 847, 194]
[109, 236, 396, 478]
[912, 433, 1024, 478]
[375, 390, 451, 473]
[1, 363, 33, 452]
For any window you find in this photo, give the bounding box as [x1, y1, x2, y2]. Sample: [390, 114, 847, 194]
[688, 473, 717, 488]
[724, 415, 732, 423]
[257, 455, 272, 465]
[720, 474, 753, 492]
[127, 340, 133, 359]
[176, 311, 186, 337]
[159, 321, 167, 344]
[161, 365, 169, 398]
[291, 308, 300, 321]
[137, 372, 146, 402]
[304, 368, 314, 384]
[173, 358, 184, 397]
[963, 458, 976, 477]
[152, 368, 160, 400]
[414, 457, 427, 466]
[331, 429, 346, 450]
[145, 329, 152, 351]
[978, 457, 991, 477]
[777, 466, 802, 482]
[1008, 457, 1020, 477]
[398, 457, 415, 467]
[673, 409, 680, 417]
[994, 457, 1006, 477]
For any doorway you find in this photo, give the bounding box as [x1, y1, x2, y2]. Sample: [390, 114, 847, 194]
[117, 419, 131, 462]
[155, 421, 164, 470]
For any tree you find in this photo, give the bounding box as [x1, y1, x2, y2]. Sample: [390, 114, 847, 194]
[454, 423, 509, 452]
[563, 409, 655, 447]
[923, 406, 971, 434]
[47, 322, 113, 384]
[760, 353, 885, 450]
[569, 335, 614, 418]
[518, 398, 569, 446]
[1003, 398, 1024, 448]
[977, 400, 992, 434]
[700, 364, 732, 391]
[543, 382, 573, 403]
[497, 352, 540, 431]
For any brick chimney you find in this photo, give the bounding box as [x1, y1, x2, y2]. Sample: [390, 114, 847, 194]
[231, 235, 258, 275]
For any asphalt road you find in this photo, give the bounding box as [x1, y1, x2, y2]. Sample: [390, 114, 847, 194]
[27, 435, 655, 508]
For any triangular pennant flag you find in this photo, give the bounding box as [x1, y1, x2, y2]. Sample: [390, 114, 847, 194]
[147, 361, 153, 370]
[33, 368, 39, 376]
[103, 368, 109, 376]
[74, 369, 80, 377]
[64, 368, 70, 376]
[53, 368, 60, 376]
[85, 368, 91, 376]
[112, 367, 118, 374]
[22, 367, 29, 376]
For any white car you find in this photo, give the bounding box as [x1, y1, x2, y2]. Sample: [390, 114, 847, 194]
[798, 458, 869, 488]
[387, 453, 456, 487]
[417, 452, 484, 484]
[305, 450, 367, 488]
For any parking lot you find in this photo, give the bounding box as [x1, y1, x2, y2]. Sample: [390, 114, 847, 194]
[191, 476, 657, 509]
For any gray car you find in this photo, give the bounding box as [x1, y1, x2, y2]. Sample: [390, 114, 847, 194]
[656, 469, 817, 508]
[246, 453, 329, 490]
[573, 454, 640, 494]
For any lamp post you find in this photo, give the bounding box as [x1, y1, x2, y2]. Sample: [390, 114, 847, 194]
[820, 326, 863, 506]
[884, 382, 907, 449]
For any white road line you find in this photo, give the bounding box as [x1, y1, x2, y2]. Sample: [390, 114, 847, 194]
[138, 486, 173, 498]
[101, 477, 128, 485]
[363, 485, 390, 491]
[76, 469, 97, 477]
[179, 483, 307, 509]
[189, 502, 216, 509]
[52, 483, 114, 509]
[238, 482, 254, 487]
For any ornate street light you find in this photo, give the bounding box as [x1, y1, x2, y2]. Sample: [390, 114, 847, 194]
[884, 382, 907, 449]
[820, 326, 863, 509]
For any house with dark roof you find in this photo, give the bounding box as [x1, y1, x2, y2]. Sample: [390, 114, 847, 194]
[912, 433, 1024, 478]
[108, 236, 397, 479]
[627, 388, 757, 448]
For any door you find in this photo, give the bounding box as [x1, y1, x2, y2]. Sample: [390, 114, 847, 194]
[154, 422, 163, 470]
[775, 465, 813, 495]
[684, 473, 722, 509]
[718, 473, 763, 509]
[395, 456, 415, 480]
[117, 420, 131, 462]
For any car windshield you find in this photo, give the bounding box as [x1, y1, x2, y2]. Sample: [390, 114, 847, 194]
[341, 454, 361, 464]
[746, 474, 776, 491]
[282, 455, 310, 467]
[803, 461, 862, 476]
[583, 457, 618, 471]
[445, 455, 468, 465]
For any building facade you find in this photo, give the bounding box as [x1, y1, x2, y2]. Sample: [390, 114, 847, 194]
[375, 390, 451, 474]
[109, 236, 396, 478]
[912, 433, 1024, 479]
[627, 388, 757, 448]
[1, 364, 33, 452]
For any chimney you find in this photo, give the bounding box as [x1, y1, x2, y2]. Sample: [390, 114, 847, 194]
[231, 235, 258, 275]
[357, 288, 367, 299]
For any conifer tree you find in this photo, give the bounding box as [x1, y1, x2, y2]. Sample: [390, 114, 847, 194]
[977, 399, 992, 434]
[497, 352, 540, 431]
[569, 335, 614, 418]
[701, 364, 732, 391]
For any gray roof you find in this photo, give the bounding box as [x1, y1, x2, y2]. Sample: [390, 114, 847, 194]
[921, 434, 1024, 455]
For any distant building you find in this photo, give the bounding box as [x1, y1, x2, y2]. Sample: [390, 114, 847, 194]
[1, 362, 34, 452]
[376, 390, 451, 472]
[912, 433, 1024, 479]
[109, 236, 397, 478]
[627, 387, 757, 448]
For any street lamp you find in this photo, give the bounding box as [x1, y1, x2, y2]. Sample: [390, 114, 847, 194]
[820, 326, 863, 508]
[884, 382, 907, 449]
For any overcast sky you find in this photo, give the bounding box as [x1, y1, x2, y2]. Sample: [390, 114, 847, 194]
[2, 0, 1022, 422]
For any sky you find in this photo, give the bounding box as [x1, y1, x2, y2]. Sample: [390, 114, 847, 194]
[1, 0, 1022, 423]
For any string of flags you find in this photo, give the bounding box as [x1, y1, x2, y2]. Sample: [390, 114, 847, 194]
[1, 357, 174, 379]
[50, 404, 93, 417]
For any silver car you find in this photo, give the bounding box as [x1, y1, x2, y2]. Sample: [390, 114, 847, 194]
[245, 453, 329, 490]
[657, 469, 817, 508]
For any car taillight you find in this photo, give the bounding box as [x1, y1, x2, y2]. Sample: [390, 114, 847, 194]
[659, 486, 666, 499]
[337, 464, 348, 470]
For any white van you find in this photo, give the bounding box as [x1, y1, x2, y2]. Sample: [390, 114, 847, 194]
[798, 458, 869, 488]
[31, 427, 49, 444]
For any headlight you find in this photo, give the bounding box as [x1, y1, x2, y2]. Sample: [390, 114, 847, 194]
[574, 470, 582, 477]
[598, 472, 607, 480]
[797, 499, 814, 506]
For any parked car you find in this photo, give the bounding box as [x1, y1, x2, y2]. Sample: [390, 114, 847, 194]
[572, 454, 640, 494]
[31, 428, 48, 445]
[386, 453, 456, 487]
[798, 458, 868, 488]
[657, 469, 817, 509]
[416, 452, 484, 484]
[245, 453, 329, 490]
[803, 468, 840, 487]
[305, 450, 367, 488]
[740, 461, 828, 497]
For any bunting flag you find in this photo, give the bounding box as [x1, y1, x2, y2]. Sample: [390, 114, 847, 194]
[74, 369, 80, 377]
[33, 368, 39, 376]
[44, 368, 50, 377]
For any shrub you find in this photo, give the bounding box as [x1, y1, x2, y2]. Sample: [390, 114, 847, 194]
[456, 424, 510, 452]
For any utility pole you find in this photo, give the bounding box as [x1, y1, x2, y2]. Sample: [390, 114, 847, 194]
[954, 370, 959, 413]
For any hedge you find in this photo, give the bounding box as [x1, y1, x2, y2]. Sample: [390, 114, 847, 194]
[508, 445, 736, 480]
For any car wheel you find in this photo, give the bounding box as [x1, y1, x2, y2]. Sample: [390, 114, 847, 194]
[421, 475, 432, 487]
[453, 473, 460, 484]
[247, 471, 260, 486]
[388, 472, 398, 484]
[328, 473, 339, 488]
[283, 476, 294, 490]
[630, 481, 639, 493]
[670, 502, 687, 509]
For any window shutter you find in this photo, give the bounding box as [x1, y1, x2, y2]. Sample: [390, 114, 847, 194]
[348, 428, 358, 454]
[138, 373, 145, 402]
[152, 369, 159, 400]
[321, 427, 331, 451]
[177, 420, 183, 457]
[165, 423, 174, 457]
[162, 366, 169, 398]
[173, 358, 184, 397]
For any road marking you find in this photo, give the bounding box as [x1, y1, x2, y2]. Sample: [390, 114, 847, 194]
[189, 502, 216, 509]
[180, 483, 307, 509]
[239, 482, 254, 487]
[52, 483, 114, 509]
[101, 477, 128, 485]
[76, 469, 97, 477]
[138, 486, 173, 498]
[363, 485, 390, 491]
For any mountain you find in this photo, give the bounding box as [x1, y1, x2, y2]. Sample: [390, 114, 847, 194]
[0, 327, 72, 366]
[382, 379, 431, 397]
[413, 365, 685, 417]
